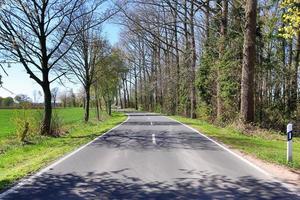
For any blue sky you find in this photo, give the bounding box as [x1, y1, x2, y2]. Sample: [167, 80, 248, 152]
[0, 22, 121, 101]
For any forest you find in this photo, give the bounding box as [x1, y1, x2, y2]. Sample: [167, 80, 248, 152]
[117, 0, 300, 131]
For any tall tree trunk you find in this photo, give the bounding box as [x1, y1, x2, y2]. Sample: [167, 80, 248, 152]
[41, 82, 52, 135]
[240, 0, 257, 123]
[217, 0, 228, 120]
[291, 32, 300, 115]
[287, 41, 293, 116]
[119, 85, 123, 109]
[134, 66, 138, 110]
[281, 36, 287, 115]
[205, 0, 210, 43]
[84, 85, 90, 122]
[125, 79, 130, 108]
[183, 0, 191, 117]
[190, 1, 197, 119]
[108, 99, 112, 116]
[95, 86, 100, 121]
[123, 79, 127, 108]
[173, 0, 180, 114]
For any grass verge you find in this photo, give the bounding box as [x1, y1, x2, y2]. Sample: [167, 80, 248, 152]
[0, 109, 126, 191]
[170, 116, 300, 170]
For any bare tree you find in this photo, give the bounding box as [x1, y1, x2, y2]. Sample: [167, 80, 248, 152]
[61, 28, 111, 121]
[0, 0, 105, 135]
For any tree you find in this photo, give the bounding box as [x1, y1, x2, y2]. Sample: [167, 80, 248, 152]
[61, 32, 111, 121]
[95, 48, 126, 115]
[51, 87, 59, 108]
[240, 0, 257, 123]
[280, 0, 300, 39]
[2, 97, 14, 107]
[280, 0, 300, 115]
[0, 0, 103, 135]
[216, 0, 228, 120]
[58, 2, 117, 121]
[14, 94, 32, 104]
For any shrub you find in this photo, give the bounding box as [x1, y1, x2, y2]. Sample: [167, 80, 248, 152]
[12, 105, 41, 143]
[50, 111, 63, 136]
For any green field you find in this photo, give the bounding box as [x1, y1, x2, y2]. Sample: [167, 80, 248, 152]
[0, 108, 126, 191]
[0, 108, 97, 137]
[171, 116, 300, 169]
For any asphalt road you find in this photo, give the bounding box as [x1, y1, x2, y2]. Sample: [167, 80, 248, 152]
[1, 112, 299, 200]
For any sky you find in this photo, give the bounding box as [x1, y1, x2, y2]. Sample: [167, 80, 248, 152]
[0, 22, 121, 101]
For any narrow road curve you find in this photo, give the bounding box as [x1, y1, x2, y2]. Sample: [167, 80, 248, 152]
[1, 112, 299, 199]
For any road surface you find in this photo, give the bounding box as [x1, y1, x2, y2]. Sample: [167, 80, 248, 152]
[1, 112, 299, 199]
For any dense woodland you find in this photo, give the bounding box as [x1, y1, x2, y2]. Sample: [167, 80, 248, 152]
[117, 0, 300, 131]
[0, 0, 299, 135]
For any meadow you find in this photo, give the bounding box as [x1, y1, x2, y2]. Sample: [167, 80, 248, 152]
[0, 108, 126, 191]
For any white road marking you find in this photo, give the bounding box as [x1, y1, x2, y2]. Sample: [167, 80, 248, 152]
[152, 134, 156, 145]
[150, 122, 153, 126]
[0, 114, 131, 199]
[166, 116, 270, 176]
[165, 116, 300, 195]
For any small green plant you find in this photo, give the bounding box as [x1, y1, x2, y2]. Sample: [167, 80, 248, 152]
[154, 104, 162, 114]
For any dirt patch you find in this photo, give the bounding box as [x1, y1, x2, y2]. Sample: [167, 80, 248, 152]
[229, 147, 300, 192]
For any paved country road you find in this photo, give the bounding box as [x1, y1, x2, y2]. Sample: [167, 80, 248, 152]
[1, 112, 299, 200]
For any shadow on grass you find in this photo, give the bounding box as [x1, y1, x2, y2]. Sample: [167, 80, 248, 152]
[2, 169, 298, 200]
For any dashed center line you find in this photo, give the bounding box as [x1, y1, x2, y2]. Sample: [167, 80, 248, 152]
[152, 134, 156, 145]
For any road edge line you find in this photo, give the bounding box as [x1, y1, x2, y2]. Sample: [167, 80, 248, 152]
[0, 113, 130, 199]
[165, 116, 300, 194]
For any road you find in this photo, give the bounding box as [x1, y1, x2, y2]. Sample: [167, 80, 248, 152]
[1, 112, 299, 200]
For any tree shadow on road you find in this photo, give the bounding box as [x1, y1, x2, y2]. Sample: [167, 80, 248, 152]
[123, 121, 180, 126]
[2, 169, 298, 200]
[90, 129, 222, 152]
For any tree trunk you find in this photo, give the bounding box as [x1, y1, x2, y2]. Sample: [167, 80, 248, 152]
[123, 79, 127, 108]
[84, 86, 90, 122]
[190, 1, 197, 119]
[205, 0, 210, 44]
[134, 68, 138, 110]
[183, 0, 190, 118]
[119, 85, 123, 109]
[125, 80, 130, 108]
[291, 32, 300, 115]
[108, 99, 112, 116]
[240, 0, 257, 123]
[173, 0, 180, 114]
[217, 0, 228, 120]
[287, 41, 293, 116]
[41, 82, 52, 135]
[95, 86, 100, 121]
[96, 99, 100, 121]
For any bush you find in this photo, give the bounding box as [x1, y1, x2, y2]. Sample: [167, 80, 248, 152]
[154, 104, 162, 114]
[50, 111, 63, 136]
[12, 105, 41, 143]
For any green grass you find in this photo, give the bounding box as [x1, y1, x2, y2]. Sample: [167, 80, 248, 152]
[170, 116, 300, 169]
[0, 108, 126, 191]
[0, 109, 16, 138]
